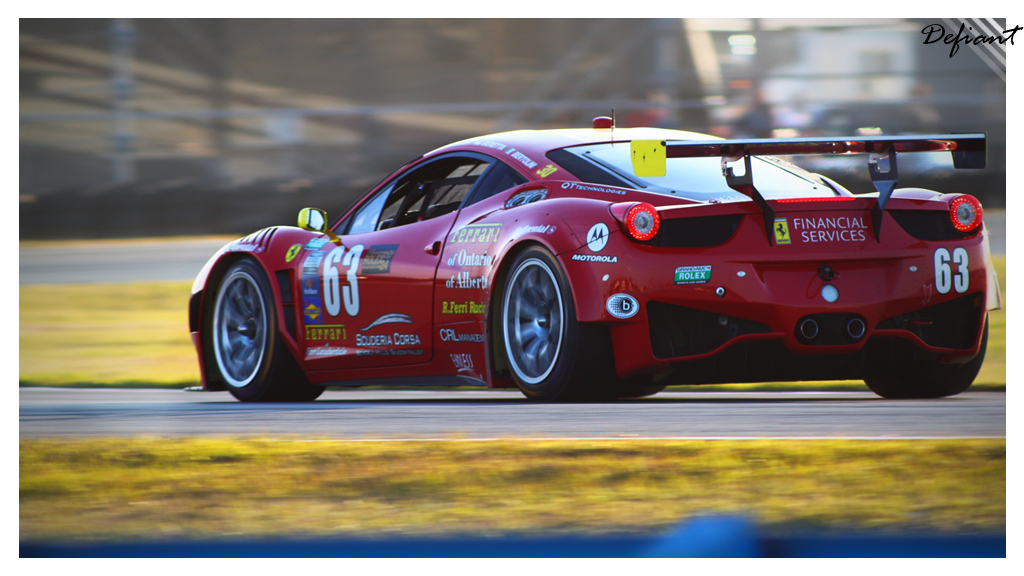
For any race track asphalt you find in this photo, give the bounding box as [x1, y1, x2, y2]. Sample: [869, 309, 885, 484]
[19, 388, 1006, 439]
[19, 237, 232, 285]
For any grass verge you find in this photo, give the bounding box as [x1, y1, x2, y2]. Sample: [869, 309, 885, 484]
[20, 438, 1005, 542]
[18, 257, 1006, 390]
[19, 281, 199, 386]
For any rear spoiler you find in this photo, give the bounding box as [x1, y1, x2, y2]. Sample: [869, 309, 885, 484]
[630, 133, 986, 244]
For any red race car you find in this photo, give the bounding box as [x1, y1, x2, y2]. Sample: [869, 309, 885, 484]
[189, 120, 998, 402]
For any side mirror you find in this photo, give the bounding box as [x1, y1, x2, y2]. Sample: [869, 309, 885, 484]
[298, 208, 328, 232]
[297, 207, 343, 246]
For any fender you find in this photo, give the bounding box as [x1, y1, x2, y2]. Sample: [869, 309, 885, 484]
[481, 199, 582, 308]
[436, 191, 584, 389]
[887, 190, 1000, 311]
[528, 195, 654, 323]
[982, 225, 1001, 311]
[190, 226, 326, 388]
[490, 195, 632, 323]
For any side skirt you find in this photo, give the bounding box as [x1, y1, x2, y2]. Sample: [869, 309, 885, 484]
[317, 375, 490, 388]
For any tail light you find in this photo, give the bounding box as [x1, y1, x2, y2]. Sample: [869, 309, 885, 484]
[949, 195, 983, 233]
[624, 203, 660, 241]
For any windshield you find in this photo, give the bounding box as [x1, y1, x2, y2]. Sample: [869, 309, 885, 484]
[557, 142, 836, 202]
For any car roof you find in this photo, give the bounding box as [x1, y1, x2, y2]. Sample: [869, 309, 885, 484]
[429, 127, 721, 169]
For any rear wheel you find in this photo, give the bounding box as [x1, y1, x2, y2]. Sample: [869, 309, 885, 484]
[500, 247, 615, 402]
[864, 316, 988, 399]
[210, 259, 325, 402]
[617, 378, 667, 399]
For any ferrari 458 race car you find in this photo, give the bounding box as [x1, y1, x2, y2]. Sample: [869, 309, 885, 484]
[189, 120, 998, 402]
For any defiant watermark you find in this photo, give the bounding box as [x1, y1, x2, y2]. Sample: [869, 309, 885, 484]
[922, 22, 1021, 58]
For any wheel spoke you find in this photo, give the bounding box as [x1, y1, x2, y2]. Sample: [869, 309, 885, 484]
[213, 268, 268, 388]
[522, 283, 547, 309]
[518, 322, 543, 343]
[516, 293, 541, 319]
[238, 284, 254, 314]
[240, 345, 258, 374]
[539, 276, 555, 303]
[224, 291, 245, 322]
[523, 334, 544, 361]
[503, 258, 565, 386]
[535, 337, 552, 369]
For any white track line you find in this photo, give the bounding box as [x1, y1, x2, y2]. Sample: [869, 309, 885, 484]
[267, 436, 1005, 442]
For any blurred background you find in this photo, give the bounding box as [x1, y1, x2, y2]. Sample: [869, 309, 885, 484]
[20, 18, 1006, 240]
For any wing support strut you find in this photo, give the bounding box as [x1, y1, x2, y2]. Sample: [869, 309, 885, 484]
[721, 148, 775, 246]
[868, 144, 898, 242]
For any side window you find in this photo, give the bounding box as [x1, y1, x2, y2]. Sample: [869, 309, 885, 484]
[464, 161, 529, 207]
[424, 162, 489, 218]
[343, 155, 492, 234]
[347, 184, 393, 235]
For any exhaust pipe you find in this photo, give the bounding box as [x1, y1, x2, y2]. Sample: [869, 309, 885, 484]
[799, 318, 819, 340]
[846, 317, 866, 340]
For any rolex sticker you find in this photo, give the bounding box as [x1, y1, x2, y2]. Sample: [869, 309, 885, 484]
[675, 265, 712, 285]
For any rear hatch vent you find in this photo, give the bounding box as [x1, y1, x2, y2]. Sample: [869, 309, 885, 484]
[888, 210, 975, 241]
[641, 214, 743, 249]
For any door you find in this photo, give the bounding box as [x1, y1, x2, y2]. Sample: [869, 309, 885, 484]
[300, 153, 495, 369]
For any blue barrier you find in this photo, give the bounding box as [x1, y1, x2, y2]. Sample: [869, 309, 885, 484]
[20, 517, 1004, 558]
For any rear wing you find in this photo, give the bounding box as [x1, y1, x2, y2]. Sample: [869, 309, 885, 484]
[630, 133, 986, 244]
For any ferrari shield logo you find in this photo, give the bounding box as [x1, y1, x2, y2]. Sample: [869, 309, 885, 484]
[285, 244, 302, 262]
[773, 218, 791, 245]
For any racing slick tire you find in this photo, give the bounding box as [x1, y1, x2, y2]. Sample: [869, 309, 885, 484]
[864, 316, 988, 399]
[500, 246, 616, 402]
[617, 378, 667, 399]
[208, 258, 326, 402]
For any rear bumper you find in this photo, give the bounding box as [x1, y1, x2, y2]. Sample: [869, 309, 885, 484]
[634, 333, 985, 386]
[560, 209, 992, 380]
[603, 288, 988, 381]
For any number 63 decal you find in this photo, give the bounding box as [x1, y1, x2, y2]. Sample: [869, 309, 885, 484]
[323, 244, 364, 317]
[934, 247, 969, 294]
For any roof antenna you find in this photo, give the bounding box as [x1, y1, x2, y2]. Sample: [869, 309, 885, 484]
[611, 107, 615, 145]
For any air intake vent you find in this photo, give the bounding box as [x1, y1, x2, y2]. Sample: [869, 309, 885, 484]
[888, 210, 974, 241]
[276, 269, 296, 339]
[877, 291, 984, 349]
[648, 301, 771, 359]
[641, 214, 743, 248]
[240, 227, 279, 250]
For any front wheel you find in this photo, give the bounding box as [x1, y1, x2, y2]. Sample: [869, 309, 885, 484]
[864, 316, 988, 399]
[500, 247, 615, 402]
[209, 258, 325, 402]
